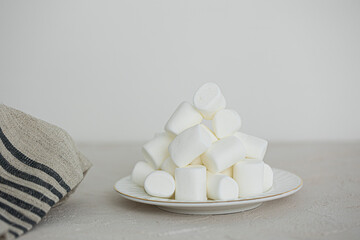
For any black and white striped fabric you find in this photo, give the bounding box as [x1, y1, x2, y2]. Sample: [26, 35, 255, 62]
[0, 104, 92, 239]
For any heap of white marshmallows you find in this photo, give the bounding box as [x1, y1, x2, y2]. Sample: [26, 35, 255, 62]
[131, 83, 273, 201]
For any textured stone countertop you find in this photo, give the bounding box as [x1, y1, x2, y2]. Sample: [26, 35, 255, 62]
[21, 142, 360, 240]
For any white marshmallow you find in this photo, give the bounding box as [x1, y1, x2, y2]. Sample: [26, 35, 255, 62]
[190, 156, 203, 165]
[233, 132, 268, 160]
[263, 163, 273, 192]
[160, 157, 177, 176]
[200, 124, 218, 143]
[220, 166, 233, 177]
[233, 160, 264, 197]
[209, 166, 233, 177]
[131, 161, 154, 186]
[207, 172, 239, 200]
[212, 109, 242, 139]
[144, 171, 175, 198]
[169, 125, 212, 167]
[202, 136, 246, 173]
[175, 165, 207, 201]
[142, 132, 173, 169]
[165, 102, 203, 135]
[193, 82, 226, 120]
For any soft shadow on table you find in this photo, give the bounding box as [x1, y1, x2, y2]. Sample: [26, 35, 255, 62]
[107, 190, 168, 215]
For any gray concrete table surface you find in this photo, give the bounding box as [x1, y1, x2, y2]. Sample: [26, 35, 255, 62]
[21, 142, 360, 240]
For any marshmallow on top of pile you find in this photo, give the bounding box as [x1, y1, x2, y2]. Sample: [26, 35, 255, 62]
[131, 82, 273, 201]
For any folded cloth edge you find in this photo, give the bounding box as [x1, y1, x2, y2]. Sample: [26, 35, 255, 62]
[0, 104, 92, 239]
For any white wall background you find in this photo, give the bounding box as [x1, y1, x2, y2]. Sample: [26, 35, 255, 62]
[1, 0, 359, 142]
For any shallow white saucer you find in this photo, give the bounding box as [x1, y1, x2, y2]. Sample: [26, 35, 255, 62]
[114, 168, 302, 215]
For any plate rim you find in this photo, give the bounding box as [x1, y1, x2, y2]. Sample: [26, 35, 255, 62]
[114, 168, 303, 206]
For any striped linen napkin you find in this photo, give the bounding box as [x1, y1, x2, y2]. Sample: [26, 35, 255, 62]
[0, 104, 92, 239]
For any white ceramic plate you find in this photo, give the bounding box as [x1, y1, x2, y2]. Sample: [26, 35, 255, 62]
[114, 168, 302, 215]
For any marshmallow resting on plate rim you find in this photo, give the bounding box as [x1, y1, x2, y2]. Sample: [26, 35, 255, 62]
[160, 157, 177, 176]
[142, 132, 173, 169]
[207, 172, 239, 200]
[233, 159, 264, 197]
[193, 82, 226, 120]
[131, 161, 154, 186]
[263, 163, 273, 192]
[165, 102, 203, 135]
[175, 165, 207, 201]
[212, 109, 242, 139]
[144, 171, 175, 198]
[234, 132, 268, 160]
[202, 136, 246, 173]
[169, 125, 212, 167]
